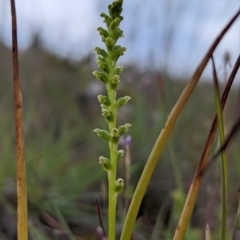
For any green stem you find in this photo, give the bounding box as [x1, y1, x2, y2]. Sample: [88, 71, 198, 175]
[107, 72, 118, 240]
[212, 57, 227, 240]
[108, 169, 117, 239]
[220, 144, 227, 240]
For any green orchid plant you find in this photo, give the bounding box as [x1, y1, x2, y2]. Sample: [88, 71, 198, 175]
[92, 0, 131, 239]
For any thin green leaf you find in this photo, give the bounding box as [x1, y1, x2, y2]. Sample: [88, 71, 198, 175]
[211, 56, 227, 240]
[51, 200, 76, 240]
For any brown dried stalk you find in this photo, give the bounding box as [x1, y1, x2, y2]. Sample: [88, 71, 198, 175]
[10, 0, 28, 239]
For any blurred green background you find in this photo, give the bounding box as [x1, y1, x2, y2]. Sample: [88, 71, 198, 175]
[1, 38, 240, 239]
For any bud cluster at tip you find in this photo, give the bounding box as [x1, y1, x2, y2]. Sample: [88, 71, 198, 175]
[93, 0, 126, 89]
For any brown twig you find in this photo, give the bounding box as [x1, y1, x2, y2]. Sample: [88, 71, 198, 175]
[10, 0, 28, 239]
[95, 197, 106, 237]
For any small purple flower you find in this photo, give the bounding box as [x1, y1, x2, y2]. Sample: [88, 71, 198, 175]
[125, 135, 132, 146]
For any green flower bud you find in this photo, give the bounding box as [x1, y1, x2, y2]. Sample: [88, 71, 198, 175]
[97, 59, 110, 74]
[92, 70, 109, 84]
[112, 45, 127, 61]
[99, 156, 112, 171]
[102, 108, 114, 122]
[111, 128, 119, 143]
[113, 28, 124, 40]
[114, 66, 123, 75]
[109, 1, 123, 19]
[118, 123, 132, 136]
[114, 178, 124, 193]
[97, 27, 109, 39]
[113, 44, 126, 55]
[98, 95, 111, 106]
[97, 55, 106, 63]
[111, 128, 119, 137]
[93, 129, 111, 141]
[100, 13, 111, 27]
[118, 15, 123, 22]
[117, 149, 125, 162]
[95, 47, 108, 58]
[115, 96, 131, 109]
[112, 46, 126, 62]
[110, 75, 120, 89]
[105, 37, 115, 50]
[104, 37, 115, 49]
[110, 17, 121, 31]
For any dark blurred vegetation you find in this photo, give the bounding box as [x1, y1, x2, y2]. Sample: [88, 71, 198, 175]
[1, 38, 240, 239]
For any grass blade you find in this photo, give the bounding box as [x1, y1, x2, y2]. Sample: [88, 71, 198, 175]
[50, 203, 76, 240]
[211, 56, 227, 240]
